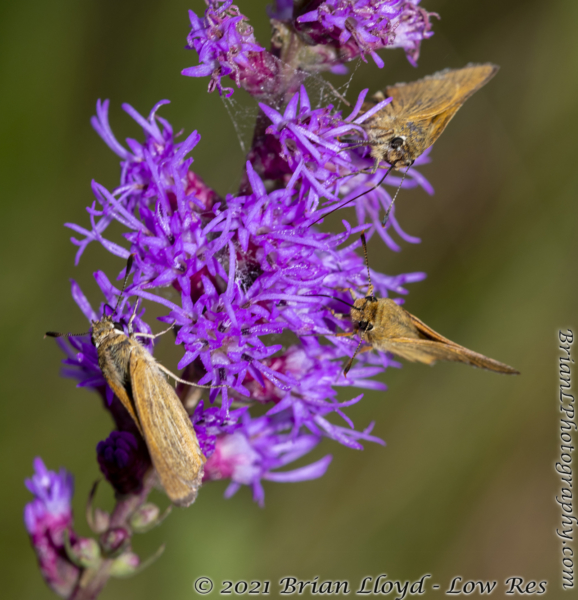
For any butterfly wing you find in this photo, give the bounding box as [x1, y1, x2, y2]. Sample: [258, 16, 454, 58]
[97, 334, 143, 435]
[382, 337, 519, 374]
[361, 64, 498, 166]
[130, 347, 205, 507]
[405, 310, 458, 345]
[393, 64, 498, 152]
[380, 307, 519, 374]
[386, 64, 499, 119]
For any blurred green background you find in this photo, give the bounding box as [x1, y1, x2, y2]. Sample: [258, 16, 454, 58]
[1, 0, 576, 598]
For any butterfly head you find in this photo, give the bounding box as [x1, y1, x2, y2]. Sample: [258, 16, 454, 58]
[372, 134, 415, 170]
[91, 315, 121, 348]
[351, 295, 379, 335]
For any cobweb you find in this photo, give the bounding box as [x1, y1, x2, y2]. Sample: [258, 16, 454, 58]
[219, 56, 363, 153]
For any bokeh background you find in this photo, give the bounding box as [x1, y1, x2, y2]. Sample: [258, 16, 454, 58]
[1, 0, 577, 598]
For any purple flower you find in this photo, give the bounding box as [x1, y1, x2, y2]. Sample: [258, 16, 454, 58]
[64, 99, 425, 412]
[386, 0, 437, 67]
[24, 458, 80, 597]
[203, 413, 333, 506]
[34, 11, 452, 600]
[56, 94, 430, 505]
[192, 400, 246, 457]
[296, 0, 437, 67]
[68, 99, 209, 265]
[330, 147, 434, 250]
[257, 85, 377, 203]
[182, 1, 277, 97]
[259, 85, 433, 249]
[97, 432, 151, 495]
[267, 0, 294, 20]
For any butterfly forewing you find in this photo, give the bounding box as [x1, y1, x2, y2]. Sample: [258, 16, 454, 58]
[130, 347, 205, 507]
[382, 338, 519, 373]
[353, 292, 518, 374]
[94, 328, 143, 434]
[385, 64, 498, 119]
[405, 310, 458, 346]
[361, 64, 499, 168]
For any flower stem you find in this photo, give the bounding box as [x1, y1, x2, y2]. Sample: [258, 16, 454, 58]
[69, 473, 156, 600]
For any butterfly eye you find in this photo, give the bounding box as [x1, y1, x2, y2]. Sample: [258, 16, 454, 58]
[359, 321, 373, 332]
[365, 295, 377, 303]
[390, 137, 404, 149]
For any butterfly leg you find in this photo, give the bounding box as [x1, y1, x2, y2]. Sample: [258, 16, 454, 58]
[133, 321, 176, 340]
[155, 362, 226, 390]
[126, 299, 141, 335]
[356, 158, 381, 175]
[329, 308, 347, 319]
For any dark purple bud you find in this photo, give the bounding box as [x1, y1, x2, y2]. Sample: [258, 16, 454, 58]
[96, 431, 150, 496]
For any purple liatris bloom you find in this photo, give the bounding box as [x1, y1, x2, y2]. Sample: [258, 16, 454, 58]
[183, 0, 278, 97]
[256, 85, 380, 200]
[203, 413, 334, 506]
[296, 0, 437, 67]
[56, 95, 429, 503]
[33, 0, 450, 595]
[24, 458, 80, 597]
[258, 85, 432, 249]
[385, 0, 437, 67]
[267, 0, 294, 20]
[68, 99, 211, 265]
[192, 400, 246, 458]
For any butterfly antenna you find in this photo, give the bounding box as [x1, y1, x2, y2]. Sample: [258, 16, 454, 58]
[359, 233, 374, 297]
[381, 164, 410, 228]
[45, 331, 90, 339]
[46, 255, 137, 340]
[309, 165, 393, 227]
[343, 338, 365, 377]
[113, 254, 136, 315]
[303, 294, 357, 310]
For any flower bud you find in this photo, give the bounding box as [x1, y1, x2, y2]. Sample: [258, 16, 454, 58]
[129, 503, 161, 532]
[100, 527, 130, 556]
[70, 537, 101, 569]
[96, 431, 150, 496]
[110, 552, 140, 578]
[91, 508, 110, 534]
